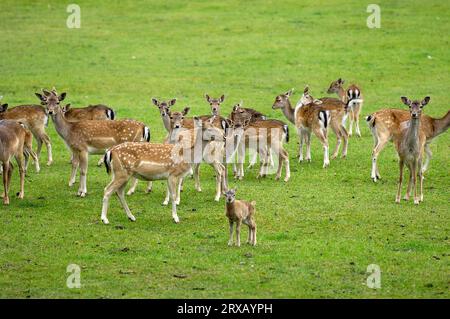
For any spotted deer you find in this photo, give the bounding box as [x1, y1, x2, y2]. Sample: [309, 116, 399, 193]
[231, 109, 290, 181]
[152, 98, 177, 132]
[0, 97, 52, 166]
[101, 117, 225, 224]
[327, 78, 364, 137]
[198, 94, 228, 130]
[0, 120, 38, 204]
[36, 89, 150, 197]
[62, 103, 115, 121]
[366, 107, 450, 182]
[394, 97, 430, 204]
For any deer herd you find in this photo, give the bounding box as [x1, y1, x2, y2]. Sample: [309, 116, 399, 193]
[0, 80, 449, 246]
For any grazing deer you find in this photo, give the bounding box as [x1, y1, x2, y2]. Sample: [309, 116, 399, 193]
[231, 109, 290, 181]
[394, 96, 430, 204]
[0, 120, 38, 204]
[62, 104, 115, 121]
[36, 89, 150, 197]
[0, 97, 52, 166]
[101, 117, 224, 224]
[366, 108, 450, 182]
[224, 189, 256, 247]
[327, 78, 364, 137]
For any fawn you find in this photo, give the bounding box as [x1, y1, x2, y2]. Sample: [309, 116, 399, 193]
[224, 189, 256, 247]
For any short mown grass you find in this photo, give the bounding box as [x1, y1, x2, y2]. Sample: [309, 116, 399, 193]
[0, 0, 448, 298]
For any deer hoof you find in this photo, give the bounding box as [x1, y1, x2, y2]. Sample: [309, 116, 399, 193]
[173, 216, 180, 224]
[128, 215, 136, 222]
[46, 161, 52, 166]
[162, 201, 169, 206]
[228, 241, 233, 247]
[101, 218, 109, 225]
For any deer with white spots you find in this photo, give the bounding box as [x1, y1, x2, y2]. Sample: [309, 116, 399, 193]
[101, 116, 233, 224]
[366, 104, 449, 182]
[0, 96, 52, 166]
[36, 89, 150, 197]
[327, 78, 364, 137]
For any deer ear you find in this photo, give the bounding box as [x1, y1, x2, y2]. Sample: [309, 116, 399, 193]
[169, 98, 177, 106]
[338, 78, 344, 84]
[151, 98, 159, 106]
[401, 96, 411, 106]
[219, 95, 225, 103]
[0, 103, 8, 112]
[205, 94, 211, 102]
[35, 93, 46, 102]
[421, 96, 431, 107]
[303, 86, 309, 94]
[58, 92, 67, 101]
[63, 104, 71, 112]
[285, 88, 294, 97]
[182, 107, 190, 115]
[42, 89, 52, 97]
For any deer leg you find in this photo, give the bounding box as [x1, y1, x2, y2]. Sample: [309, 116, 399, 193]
[252, 221, 257, 246]
[101, 173, 128, 224]
[248, 149, 257, 169]
[305, 131, 312, 162]
[146, 181, 153, 193]
[412, 160, 419, 205]
[162, 185, 170, 206]
[116, 183, 136, 222]
[315, 129, 329, 168]
[281, 147, 290, 182]
[236, 219, 242, 247]
[193, 163, 201, 192]
[175, 178, 182, 205]
[127, 177, 139, 195]
[77, 151, 88, 197]
[297, 128, 304, 162]
[354, 104, 362, 137]
[396, 159, 404, 203]
[228, 220, 234, 246]
[2, 162, 10, 205]
[15, 154, 25, 199]
[404, 169, 412, 201]
[422, 144, 432, 173]
[257, 147, 267, 179]
[212, 163, 223, 202]
[330, 123, 341, 160]
[97, 157, 104, 167]
[168, 176, 180, 223]
[340, 125, 349, 158]
[371, 135, 389, 182]
[348, 108, 354, 137]
[69, 152, 79, 187]
[37, 129, 52, 166]
[419, 158, 424, 202]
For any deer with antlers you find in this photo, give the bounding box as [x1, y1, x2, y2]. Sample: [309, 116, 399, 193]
[394, 96, 431, 204]
[366, 106, 450, 182]
[0, 120, 39, 204]
[327, 78, 364, 137]
[0, 96, 52, 166]
[36, 89, 151, 197]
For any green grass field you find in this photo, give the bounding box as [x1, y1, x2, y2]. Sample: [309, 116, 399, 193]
[0, 0, 448, 298]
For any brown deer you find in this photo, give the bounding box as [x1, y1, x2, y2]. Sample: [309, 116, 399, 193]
[0, 120, 38, 204]
[327, 78, 364, 137]
[198, 94, 228, 130]
[36, 89, 150, 197]
[366, 108, 450, 182]
[0, 97, 52, 166]
[231, 110, 290, 181]
[62, 104, 115, 121]
[152, 98, 177, 132]
[394, 96, 430, 204]
[101, 117, 225, 224]
[224, 189, 256, 247]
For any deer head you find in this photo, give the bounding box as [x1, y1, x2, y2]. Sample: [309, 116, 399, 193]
[272, 89, 294, 109]
[223, 188, 236, 203]
[205, 94, 225, 116]
[35, 89, 66, 115]
[298, 86, 322, 106]
[401, 96, 430, 120]
[152, 98, 176, 117]
[327, 78, 345, 94]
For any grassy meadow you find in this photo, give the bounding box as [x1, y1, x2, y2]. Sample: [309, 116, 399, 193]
[0, 0, 449, 298]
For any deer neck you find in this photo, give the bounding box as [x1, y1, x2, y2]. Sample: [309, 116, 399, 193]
[52, 111, 72, 140]
[162, 114, 171, 132]
[404, 117, 421, 152]
[432, 110, 450, 138]
[282, 99, 296, 124]
[338, 87, 347, 103]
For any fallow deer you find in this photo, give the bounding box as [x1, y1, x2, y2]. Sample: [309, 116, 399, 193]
[62, 104, 115, 121]
[0, 120, 38, 204]
[366, 108, 450, 182]
[152, 98, 177, 132]
[0, 97, 52, 166]
[101, 117, 225, 224]
[224, 189, 256, 247]
[394, 97, 430, 204]
[36, 89, 150, 197]
[327, 78, 364, 137]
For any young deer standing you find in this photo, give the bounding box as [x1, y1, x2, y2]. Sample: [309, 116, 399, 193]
[101, 117, 223, 224]
[366, 108, 450, 182]
[327, 78, 364, 137]
[0, 97, 52, 166]
[37, 89, 150, 197]
[224, 189, 256, 247]
[394, 97, 430, 204]
[0, 120, 38, 204]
